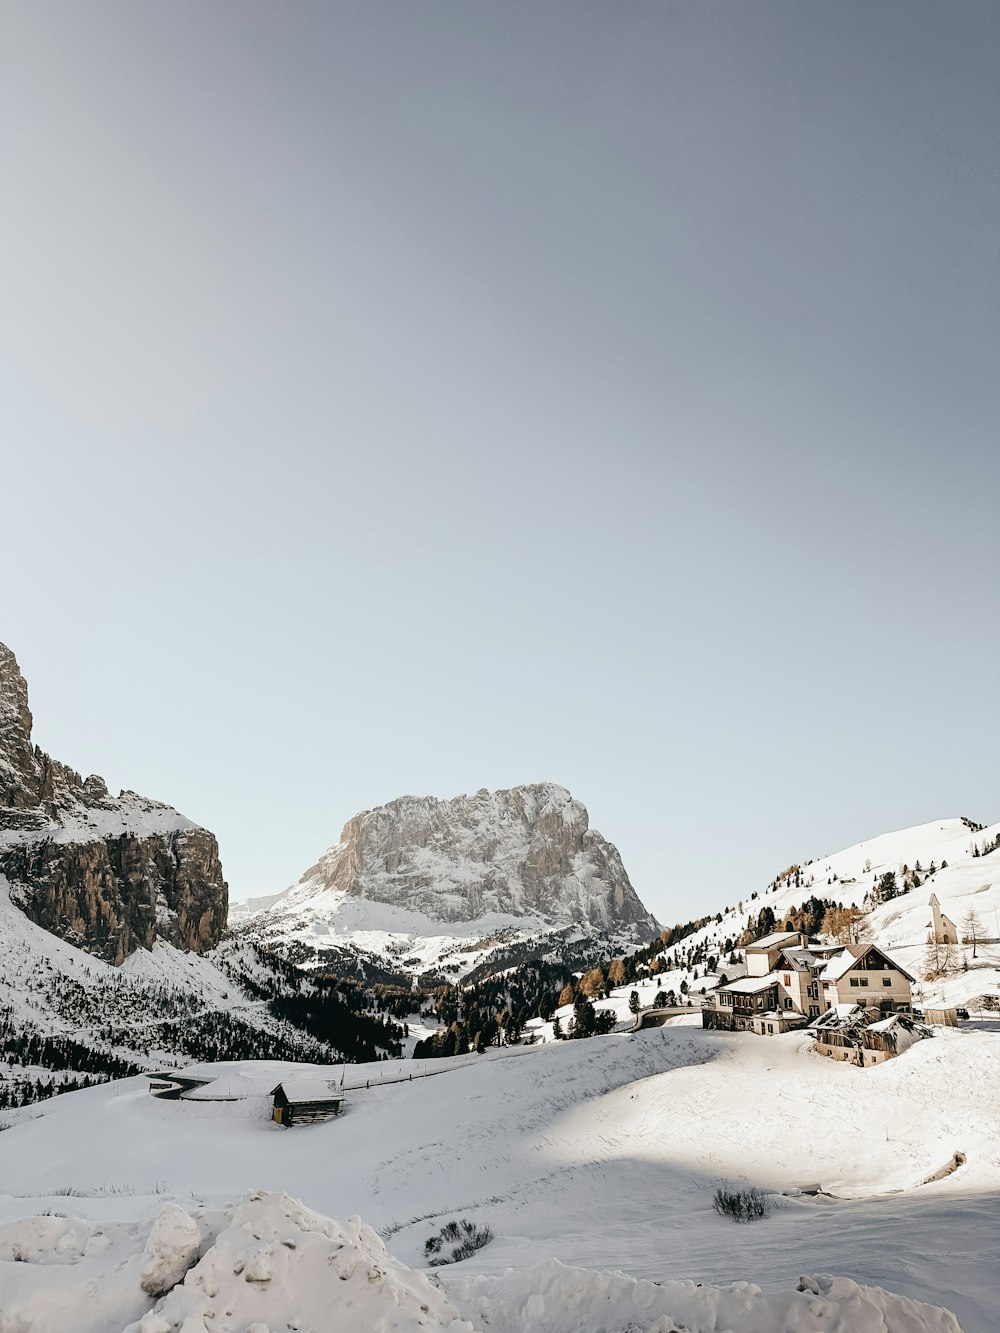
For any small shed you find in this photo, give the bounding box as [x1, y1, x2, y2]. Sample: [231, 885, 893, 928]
[271, 1077, 344, 1127]
[923, 1005, 959, 1028]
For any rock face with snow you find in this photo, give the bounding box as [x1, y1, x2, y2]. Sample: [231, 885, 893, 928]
[245, 784, 658, 984]
[0, 642, 227, 963]
[291, 784, 654, 931]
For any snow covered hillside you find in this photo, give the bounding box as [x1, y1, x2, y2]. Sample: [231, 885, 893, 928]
[241, 784, 659, 984]
[631, 816, 1000, 1015]
[1, 1023, 996, 1330]
[0, 872, 405, 1110]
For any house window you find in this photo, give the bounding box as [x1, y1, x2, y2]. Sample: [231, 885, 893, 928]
[784, 998, 792, 1009]
[883, 977, 893, 987]
[783, 975, 791, 985]
[859, 978, 869, 987]
[850, 978, 860, 987]
[809, 1004, 820, 1017]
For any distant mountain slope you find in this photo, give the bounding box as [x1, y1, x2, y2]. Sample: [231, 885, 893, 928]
[0, 868, 409, 1113]
[242, 784, 659, 983]
[0, 642, 226, 962]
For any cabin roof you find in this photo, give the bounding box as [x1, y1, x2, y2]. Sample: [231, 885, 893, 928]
[272, 1077, 344, 1104]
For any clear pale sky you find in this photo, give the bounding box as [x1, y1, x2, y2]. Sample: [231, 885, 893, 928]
[2, 3, 998, 922]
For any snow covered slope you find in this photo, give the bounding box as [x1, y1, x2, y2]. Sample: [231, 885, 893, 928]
[243, 784, 659, 982]
[0, 870, 400, 1110]
[1, 1023, 997, 1329]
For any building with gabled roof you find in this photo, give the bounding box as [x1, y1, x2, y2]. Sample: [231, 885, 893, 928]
[703, 935, 914, 1038]
[819, 943, 914, 1014]
[744, 931, 809, 976]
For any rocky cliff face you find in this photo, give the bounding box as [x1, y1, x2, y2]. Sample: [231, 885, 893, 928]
[0, 642, 227, 963]
[285, 783, 657, 934]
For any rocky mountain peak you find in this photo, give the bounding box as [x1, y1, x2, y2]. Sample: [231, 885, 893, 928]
[0, 643, 118, 829]
[0, 642, 227, 962]
[287, 781, 658, 935]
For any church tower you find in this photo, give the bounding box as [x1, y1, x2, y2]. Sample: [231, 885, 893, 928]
[927, 893, 958, 945]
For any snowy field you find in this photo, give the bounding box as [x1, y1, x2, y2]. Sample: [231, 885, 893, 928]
[1, 1022, 998, 1331]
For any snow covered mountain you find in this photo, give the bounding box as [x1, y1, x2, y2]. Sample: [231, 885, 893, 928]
[0, 642, 226, 963]
[241, 783, 659, 982]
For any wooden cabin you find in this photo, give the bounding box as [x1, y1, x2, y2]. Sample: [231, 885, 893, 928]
[271, 1078, 344, 1127]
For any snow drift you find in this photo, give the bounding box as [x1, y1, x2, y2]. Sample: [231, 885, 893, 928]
[0, 1190, 964, 1333]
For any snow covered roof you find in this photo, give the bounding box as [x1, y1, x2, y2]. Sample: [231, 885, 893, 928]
[721, 974, 780, 994]
[272, 1076, 344, 1104]
[773, 947, 817, 972]
[809, 1004, 865, 1030]
[746, 931, 802, 951]
[819, 944, 916, 983]
[866, 1015, 901, 1034]
[819, 949, 856, 981]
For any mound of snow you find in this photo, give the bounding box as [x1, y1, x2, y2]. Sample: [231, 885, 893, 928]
[449, 1260, 963, 1332]
[125, 1191, 473, 1333]
[139, 1202, 201, 1297]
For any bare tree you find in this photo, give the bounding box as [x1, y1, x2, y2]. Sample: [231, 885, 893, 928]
[923, 935, 956, 980]
[822, 905, 872, 945]
[961, 908, 985, 959]
[846, 910, 873, 945]
[922, 936, 944, 980]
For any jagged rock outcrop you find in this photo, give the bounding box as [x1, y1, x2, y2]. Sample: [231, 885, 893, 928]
[284, 783, 657, 933]
[0, 642, 227, 963]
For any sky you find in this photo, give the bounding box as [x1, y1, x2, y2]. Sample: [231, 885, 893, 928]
[2, 2, 998, 924]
